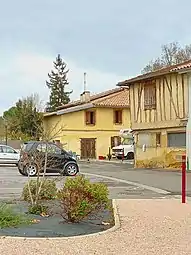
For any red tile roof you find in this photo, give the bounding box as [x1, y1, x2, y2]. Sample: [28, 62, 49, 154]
[92, 89, 129, 107]
[118, 60, 191, 86]
[56, 87, 127, 110]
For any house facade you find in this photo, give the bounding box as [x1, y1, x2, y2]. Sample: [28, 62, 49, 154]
[118, 61, 191, 169]
[43, 88, 130, 159]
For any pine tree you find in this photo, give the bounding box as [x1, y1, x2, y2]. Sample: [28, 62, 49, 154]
[46, 54, 72, 112]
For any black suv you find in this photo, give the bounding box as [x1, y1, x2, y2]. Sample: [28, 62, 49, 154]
[18, 141, 79, 177]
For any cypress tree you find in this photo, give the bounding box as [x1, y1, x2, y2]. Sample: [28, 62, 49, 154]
[46, 54, 72, 112]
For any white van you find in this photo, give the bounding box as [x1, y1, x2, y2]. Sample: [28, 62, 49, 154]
[112, 129, 134, 160]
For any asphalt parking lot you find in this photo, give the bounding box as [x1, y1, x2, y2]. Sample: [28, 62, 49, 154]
[0, 163, 169, 201]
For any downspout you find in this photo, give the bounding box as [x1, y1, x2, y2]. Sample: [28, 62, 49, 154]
[186, 73, 191, 171]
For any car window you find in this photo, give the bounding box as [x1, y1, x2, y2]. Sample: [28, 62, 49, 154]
[22, 142, 34, 152]
[1, 146, 16, 153]
[36, 143, 62, 154]
[36, 143, 48, 152]
[49, 144, 62, 154]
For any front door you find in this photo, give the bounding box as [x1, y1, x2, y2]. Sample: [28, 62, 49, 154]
[80, 138, 96, 159]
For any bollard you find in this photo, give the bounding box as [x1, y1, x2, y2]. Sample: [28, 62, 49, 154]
[108, 147, 111, 161]
[182, 155, 186, 203]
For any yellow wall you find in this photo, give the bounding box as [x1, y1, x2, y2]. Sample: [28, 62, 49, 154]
[43, 107, 130, 158]
[130, 73, 188, 130]
[135, 127, 186, 169]
[128, 73, 188, 169]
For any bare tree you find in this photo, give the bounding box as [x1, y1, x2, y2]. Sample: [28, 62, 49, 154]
[22, 120, 66, 208]
[142, 42, 191, 74]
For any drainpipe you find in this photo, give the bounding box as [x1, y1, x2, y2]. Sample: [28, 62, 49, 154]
[186, 73, 191, 171]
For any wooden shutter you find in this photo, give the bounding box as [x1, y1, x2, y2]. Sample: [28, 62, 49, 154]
[118, 110, 122, 124]
[111, 137, 115, 148]
[117, 136, 121, 145]
[92, 111, 96, 125]
[113, 110, 116, 124]
[144, 81, 156, 109]
[85, 111, 90, 124]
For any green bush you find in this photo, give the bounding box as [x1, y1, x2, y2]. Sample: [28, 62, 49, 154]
[0, 203, 31, 228]
[28, 204, 48, 215]
[22, 179, 57, 202]
[57, 175, 109, 223]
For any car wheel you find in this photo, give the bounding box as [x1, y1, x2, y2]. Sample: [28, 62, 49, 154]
[117, 156, 122, 160]
[18, 168, 27, 176]
[64, 163, 78, 176]
[24, 164, 38, 177]
[127, 152, 134, 160]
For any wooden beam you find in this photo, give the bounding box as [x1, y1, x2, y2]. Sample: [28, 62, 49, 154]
[162, 78, 166, 120]
[159, 79, 162, 121]
[164, 76, 178, 118]
[181, 74, 185, 118]
[175, 75, 180, 117]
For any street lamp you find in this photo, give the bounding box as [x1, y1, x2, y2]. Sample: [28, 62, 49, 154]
[2, 116, 8, 145]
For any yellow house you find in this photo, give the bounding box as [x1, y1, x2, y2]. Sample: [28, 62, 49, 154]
[43, 88, 130, 159]
[118, 61, 190, 169]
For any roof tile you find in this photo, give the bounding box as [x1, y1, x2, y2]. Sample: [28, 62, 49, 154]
[92, 89, 129, 107]
[118, 60, 191, 85]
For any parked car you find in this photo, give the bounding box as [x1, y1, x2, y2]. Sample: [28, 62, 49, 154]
[0, 144, 20, 165]
[18, 141, 79, 177]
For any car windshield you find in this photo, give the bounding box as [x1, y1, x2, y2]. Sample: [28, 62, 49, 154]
[122, 138, 134, 145]
[21, 142, 35, 152]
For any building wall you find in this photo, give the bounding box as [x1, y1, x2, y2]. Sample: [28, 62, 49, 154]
[129, 73, 188, 130]
[135, 127, 186, 169]
[43, 107, 130, 158]
[128, 73, 188, 169]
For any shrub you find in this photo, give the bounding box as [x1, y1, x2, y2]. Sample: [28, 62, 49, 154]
[0, 203, 31, 228]
[57, 175, 109, 223]
[22, 179, 57, 202]
[28, 204, 48, 215]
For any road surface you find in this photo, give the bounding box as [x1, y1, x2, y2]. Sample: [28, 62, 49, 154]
[0, 161, 189, 201]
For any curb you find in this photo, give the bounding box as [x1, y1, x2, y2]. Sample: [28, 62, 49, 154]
[0, 199, 121, 240]
[78, 160, 134, 165]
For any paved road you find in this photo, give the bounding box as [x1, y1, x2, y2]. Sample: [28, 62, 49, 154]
[0, 161, 189, 201]
[79, 161, 191, 196]
[0, 164, 168, 201]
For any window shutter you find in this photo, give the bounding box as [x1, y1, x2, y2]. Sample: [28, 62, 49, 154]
[92, 111, 96, 125]
[118, 110, 122, 124]
[85, 111, 90, 124]
[111, 137, 115, 148]
[117, 136, 121, 146]
[113, 110, 116, 123]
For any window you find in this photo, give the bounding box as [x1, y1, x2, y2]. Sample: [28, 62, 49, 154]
[85, 111, 96, 125]
[37, 143, 62, 154]
[167, 132, 186, 147]
[49, 144, 62, 154]
[1, 146, 16, 153]
[111, 136, 121, 148]
[137, 133, 152, 147]
[144, 81, 156, 109]
[36, 143, 47, 152]
[114, 110, 122, 124]
[156, 133, 161, 147]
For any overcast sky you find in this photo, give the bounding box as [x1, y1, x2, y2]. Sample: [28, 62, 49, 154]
[0, 0, 191, 114]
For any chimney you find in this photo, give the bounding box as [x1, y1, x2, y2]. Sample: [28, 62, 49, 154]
[80, 72, 90, 102]
[80, 91, 90, 102]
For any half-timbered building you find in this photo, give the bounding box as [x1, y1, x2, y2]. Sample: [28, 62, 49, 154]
[118, 60, 191, 169]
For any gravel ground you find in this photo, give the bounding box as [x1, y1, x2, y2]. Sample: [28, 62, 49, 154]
[0, 199, 191, 255]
